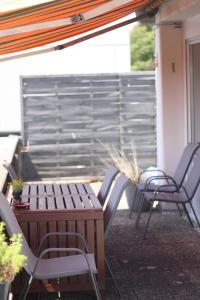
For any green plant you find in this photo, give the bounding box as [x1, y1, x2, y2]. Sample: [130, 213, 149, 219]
[102, 143, 140, 183]
[130, 23, 155, 71]
[11, 179, 23, 193]
[0, 222, 27, 282]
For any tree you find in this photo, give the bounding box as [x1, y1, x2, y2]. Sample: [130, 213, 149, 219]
[130, 23, 155, 71]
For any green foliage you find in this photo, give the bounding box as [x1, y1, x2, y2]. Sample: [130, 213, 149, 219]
[130, 23, 155, 71]
[0, 222, 27, 281]
[11, 179, 23, 193]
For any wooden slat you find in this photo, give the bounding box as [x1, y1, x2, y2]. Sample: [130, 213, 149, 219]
[47, 196, 56, 210]
[29, 222, 38, 255]
[84, 183, 95, 194]
[81, 195, 93, 209]
[64, 195, 74, 209]
[29, 184, 37, 210]
[89, 194, 102, 209]
[45, 184, 54, 195]
[68, 183, 77, 195]
[53, 184, 62, 195]
[21, 184, 30, 203]
[95, 219, 105, 290]
[86, 220, 95, 253]
[76, 183, 86, 195]
[60, 183, 70, 195]
[72, 195, 84, 209]
[38, 196, 46, 210]
[55, 195, 65, 209]
[39, 221, 48, 258]
[67, 220, 78, 286]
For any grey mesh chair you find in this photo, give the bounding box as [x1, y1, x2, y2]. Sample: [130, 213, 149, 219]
[130, 143, 200, 227]
[3, 160, 18, 180]
[103, 174, 131, 296]
[0, 193, 101, 300]
[142, 149, 200, 240]
[97, 165, 119, 207]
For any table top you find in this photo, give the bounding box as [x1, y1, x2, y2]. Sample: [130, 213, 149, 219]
[14, 182, 102, 213]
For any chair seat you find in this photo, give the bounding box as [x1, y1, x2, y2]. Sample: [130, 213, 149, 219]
[34, 254, 97, 280]
[144, 191, 188, 203]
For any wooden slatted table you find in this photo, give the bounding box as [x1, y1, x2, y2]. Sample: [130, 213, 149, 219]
[12, 182, 105, 297]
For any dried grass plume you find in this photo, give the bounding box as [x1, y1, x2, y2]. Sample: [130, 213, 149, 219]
[101, 143, 140, 183]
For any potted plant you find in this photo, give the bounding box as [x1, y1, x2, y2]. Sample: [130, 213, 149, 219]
[102, 143, 150, 212]
[0, 222, 27, 300]
[11, 179, 23, 202]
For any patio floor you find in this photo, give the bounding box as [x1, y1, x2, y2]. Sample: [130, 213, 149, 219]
[21, 208, 200, 300]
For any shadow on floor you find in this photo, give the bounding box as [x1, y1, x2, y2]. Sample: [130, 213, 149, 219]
[20, 209, 200, 300]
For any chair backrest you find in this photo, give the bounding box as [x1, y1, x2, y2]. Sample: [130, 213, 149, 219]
[0, 192, 36, 274]
[173, 143, 200, 188]
[184, 150, 200, 200]
[97, 166, 119, 206]
[3, 160, 18, 180]
[104, 174, 131, 238]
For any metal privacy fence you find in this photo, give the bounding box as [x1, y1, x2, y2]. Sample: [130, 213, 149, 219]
[21, 72, 156, 180]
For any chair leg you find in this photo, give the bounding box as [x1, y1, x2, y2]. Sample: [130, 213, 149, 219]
[88, 271, 101, 300]
[135, 193, 145, 229]
[105, 256, 121, 298]
[143, 202, 154, 240]
[19, 275, 33, 300]
[129, 187, 138, 218]
[189, 202, 200, 228]
[176, 203, 182, 216]
[182, 203, 194, 228]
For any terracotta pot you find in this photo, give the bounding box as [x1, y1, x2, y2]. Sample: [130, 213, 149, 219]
[12, 191, 22, 202]
[0, 281, 11, 300]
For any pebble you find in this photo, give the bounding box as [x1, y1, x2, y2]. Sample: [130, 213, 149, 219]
[146, 266, 157, 270]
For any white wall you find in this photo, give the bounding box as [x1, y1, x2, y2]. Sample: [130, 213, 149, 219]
[0, 26, 131, 132]
[156, 0, 200, 217]
[155, 23, 185, 175]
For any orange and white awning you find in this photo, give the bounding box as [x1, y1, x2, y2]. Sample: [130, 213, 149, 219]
[0, 0, 153, 58]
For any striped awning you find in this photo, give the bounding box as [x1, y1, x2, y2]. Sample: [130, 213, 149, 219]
[0, 0, 153, 58]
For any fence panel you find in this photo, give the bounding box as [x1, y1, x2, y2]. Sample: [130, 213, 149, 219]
[21, 72, 156, 180]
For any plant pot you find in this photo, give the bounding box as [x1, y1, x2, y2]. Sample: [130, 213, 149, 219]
[126, 183, 151, 212]
[0, 281, 11, 300]
[12, 191, 22, 202]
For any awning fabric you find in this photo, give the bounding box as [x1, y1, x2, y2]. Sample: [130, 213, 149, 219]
[0, 0, 151, 56]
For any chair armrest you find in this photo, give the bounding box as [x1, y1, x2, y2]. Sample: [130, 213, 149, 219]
[138, 169, 167, 182]
[37, 232, 89, 256]
[155, 183, 179, 193]
[145, 175, 177, 190]
[39, 247, 87, 259]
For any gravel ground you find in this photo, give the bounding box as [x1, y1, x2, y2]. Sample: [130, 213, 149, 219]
[23, 209, 200, 300]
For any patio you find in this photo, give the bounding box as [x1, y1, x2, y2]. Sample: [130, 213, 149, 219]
[21, 209, 200, 300]
[1, 1, 200, 300]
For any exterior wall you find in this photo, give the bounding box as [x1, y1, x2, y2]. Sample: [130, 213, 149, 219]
[0, 26, 131, 133]
[155, 23, 185, 175]
[156, 0, 200, 175]
[156, 0, 200, 217]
